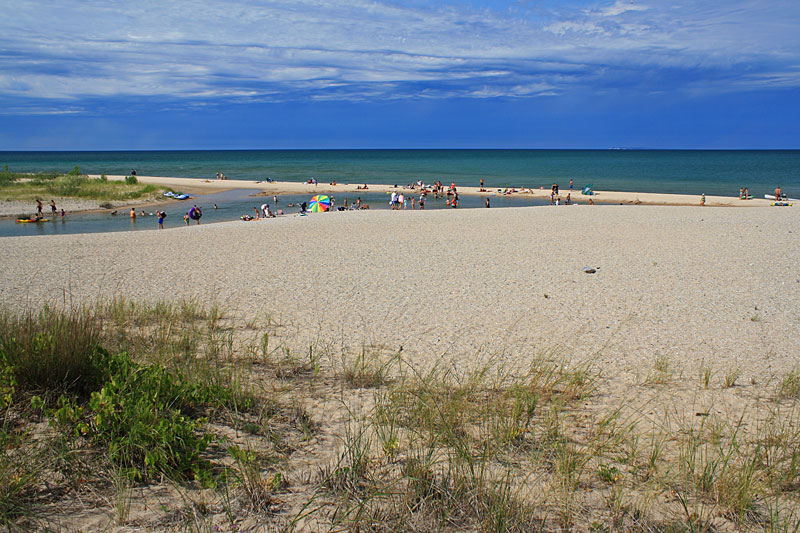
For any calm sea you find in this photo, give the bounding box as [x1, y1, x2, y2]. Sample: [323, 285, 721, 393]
[2, 149, 798, 197]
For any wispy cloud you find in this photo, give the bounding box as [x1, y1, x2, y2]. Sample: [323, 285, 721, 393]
[1, 0, 798, 112]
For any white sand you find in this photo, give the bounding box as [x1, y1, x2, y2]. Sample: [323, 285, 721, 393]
[99, 174, 777, 207]
[1, 205, 798, 398]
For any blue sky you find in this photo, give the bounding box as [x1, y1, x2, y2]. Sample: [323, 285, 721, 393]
[1, 0, 799, 149]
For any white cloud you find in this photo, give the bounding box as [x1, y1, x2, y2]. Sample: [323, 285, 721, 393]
[0, 0, 798, 109]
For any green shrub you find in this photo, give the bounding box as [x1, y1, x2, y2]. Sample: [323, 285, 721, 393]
[99, 173, 107, 182]
[125, 175, 138, 185]
[55, 351, 216, 483]
[67, 165, 81, 176]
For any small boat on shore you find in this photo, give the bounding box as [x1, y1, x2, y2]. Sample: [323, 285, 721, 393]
[765, 194, 799, 202]
[16, 218, 50, 223]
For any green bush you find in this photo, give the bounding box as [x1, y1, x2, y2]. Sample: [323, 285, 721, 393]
[99, 173, 107, 182]
[67, 166, 81, 176]
[2, 304, 243, 486]
[53, 351, 215, 483]
[125, 175, 138, 185]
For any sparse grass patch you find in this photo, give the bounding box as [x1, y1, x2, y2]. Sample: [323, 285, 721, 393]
[339, 345, 398, 388]
[779, 368, 800, 399]
[724, 367, 742, 388]
[700, 363, 713, 389]
[645, 353, 674, 385]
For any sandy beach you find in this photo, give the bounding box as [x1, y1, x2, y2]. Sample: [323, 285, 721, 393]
[1, 204, 797, 397]
[2, 201, 799, 530]
[98, 174, 780, 207]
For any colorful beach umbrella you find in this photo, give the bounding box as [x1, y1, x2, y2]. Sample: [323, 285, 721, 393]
[308, 195, 331, 212]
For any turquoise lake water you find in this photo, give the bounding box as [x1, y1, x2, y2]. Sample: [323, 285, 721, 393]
[3, 149, 798, 197]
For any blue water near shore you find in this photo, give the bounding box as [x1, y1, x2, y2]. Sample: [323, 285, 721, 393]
[3, 149, 798, 197]
[1, 149, 797, 237]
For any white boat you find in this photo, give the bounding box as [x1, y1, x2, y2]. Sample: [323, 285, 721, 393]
[765, 193, 799, 202]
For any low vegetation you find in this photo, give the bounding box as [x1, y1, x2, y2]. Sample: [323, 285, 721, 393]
[0, 165, 164, 202]
[1, 300, 799, 530]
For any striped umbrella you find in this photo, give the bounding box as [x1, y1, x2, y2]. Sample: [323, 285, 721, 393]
[308, 195, 331, 212]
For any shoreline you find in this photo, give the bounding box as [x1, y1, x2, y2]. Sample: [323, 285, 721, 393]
[0, 173, 785, 219]
[101, 174, 780, 208]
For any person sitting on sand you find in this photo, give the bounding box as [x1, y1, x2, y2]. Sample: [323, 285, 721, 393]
[589, 198, 594, 205]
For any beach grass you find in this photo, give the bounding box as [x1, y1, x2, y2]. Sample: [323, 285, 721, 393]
[1, 299, 800, 530]
[0, 166, 167, 202]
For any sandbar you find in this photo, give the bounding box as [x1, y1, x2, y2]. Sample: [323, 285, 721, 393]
[99, 174, 779, 208]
